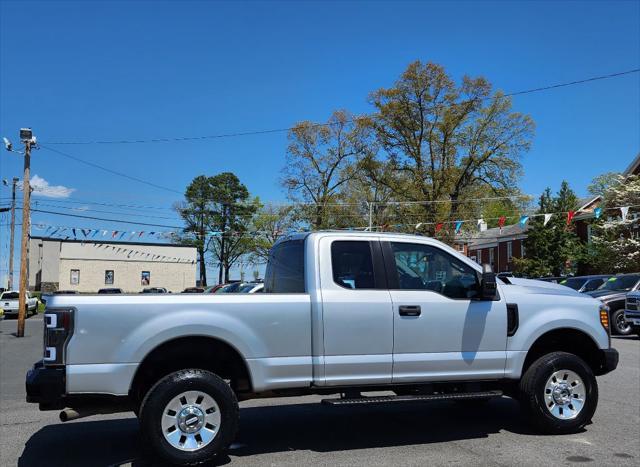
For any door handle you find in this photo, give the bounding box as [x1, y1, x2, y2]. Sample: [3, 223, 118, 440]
[399, 305, 421, 317]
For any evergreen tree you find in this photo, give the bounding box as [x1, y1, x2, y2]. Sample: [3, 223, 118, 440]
[514, 181, 582, 277]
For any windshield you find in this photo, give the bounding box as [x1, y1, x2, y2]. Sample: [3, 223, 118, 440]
[221, 283, 242, 293]
[598, 275, 640, 291]
[239, 284, 257, 293]
[1, 292, 19, 300]
[561, 277, 588, 290]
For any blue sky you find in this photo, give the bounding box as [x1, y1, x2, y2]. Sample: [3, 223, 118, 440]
[0, 0, 639, 284]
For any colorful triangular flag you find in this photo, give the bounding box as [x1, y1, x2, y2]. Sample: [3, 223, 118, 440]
[621, 206, 629, 221]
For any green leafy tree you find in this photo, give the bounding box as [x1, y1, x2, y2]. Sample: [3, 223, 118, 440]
[514, 181, 582, 277]
[207, 172, 259, 284]
[588, 172, 621, 198]
[364, 61, 534, 238]
[247, 204, 299, 264]
[177, 175, 215, 286]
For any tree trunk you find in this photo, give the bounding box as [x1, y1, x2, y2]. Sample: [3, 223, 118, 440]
[218, 234, 226, 284]
[198, 244, 207, 287]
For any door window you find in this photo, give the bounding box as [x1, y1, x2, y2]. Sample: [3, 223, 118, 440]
[389, 242, 480, 299]
[331, 241, 376, 289]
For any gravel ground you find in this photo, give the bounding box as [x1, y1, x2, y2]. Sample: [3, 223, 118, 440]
[1, 315, 638, 466]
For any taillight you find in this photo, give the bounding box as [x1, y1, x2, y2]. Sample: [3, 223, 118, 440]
[43, 309, 74, 366]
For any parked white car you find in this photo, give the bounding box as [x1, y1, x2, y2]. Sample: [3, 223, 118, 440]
[0, 290, 38, 317]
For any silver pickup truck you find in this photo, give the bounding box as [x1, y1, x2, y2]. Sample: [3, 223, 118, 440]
[26, 232, 619, 465]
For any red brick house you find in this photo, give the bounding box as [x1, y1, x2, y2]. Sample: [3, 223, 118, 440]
[464, 223, 528, 272]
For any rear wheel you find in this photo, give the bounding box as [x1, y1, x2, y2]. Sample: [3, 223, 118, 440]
[611, 308, 632, 335]
[139, 369, 239, 465]
[520, 352, 597, 434]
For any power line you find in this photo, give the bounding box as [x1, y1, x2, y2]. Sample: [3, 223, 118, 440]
[26, 208, 183, 229]
[29, 201, 181, 220]
[40, 68, 640, 146]
[38, 145, 183, 194]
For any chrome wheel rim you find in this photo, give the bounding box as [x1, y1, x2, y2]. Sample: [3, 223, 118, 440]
[161, 390, 221, 451]
[544, 370, 585, 420]
[616, 313, 630, 333]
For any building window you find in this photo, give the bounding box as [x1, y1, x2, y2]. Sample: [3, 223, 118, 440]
[70, 269, 80, 285]
[105, 270, 114, 285]
[141, 271, 151, 286]
[507, 241, 513, 260]
[489, 248, 495, 265]
[521, 242, 526, 258]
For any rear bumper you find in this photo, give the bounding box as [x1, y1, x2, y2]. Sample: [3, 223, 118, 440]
[26, 361, 66, 409]
[596, 348, 619, 376]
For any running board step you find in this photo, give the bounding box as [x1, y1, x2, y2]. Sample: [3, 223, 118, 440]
[322, 390, 503, 406]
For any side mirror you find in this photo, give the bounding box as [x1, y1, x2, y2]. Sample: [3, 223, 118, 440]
[481, 264, 498, 300]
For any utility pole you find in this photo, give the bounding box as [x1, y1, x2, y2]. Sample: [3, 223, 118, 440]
[8, 177, 19, 289]
[17, 128, 36, 338]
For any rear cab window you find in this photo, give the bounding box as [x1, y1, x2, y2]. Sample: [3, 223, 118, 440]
[264, 239, 306, 293]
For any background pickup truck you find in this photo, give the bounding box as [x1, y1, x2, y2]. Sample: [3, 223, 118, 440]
[624, 290, 640, 337]
[1, 290, 38, 317]
[26, 232, 618, 466]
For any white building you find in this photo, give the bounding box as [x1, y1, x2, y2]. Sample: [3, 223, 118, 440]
[29, 236, 197, 293]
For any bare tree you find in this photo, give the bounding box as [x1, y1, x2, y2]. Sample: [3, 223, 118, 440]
[282, 110, 374, 229]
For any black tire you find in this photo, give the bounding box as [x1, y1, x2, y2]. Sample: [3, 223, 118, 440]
[611, 308, 632, 335]
[519, 352, 598, 434]
[139, 369, 239, 466]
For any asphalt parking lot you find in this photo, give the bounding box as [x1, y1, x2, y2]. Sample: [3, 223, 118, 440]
[1, 315, 638, 467]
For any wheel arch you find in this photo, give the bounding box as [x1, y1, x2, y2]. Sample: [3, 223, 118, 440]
[130, 335, 253, 407]
[522, 328, 604, 376]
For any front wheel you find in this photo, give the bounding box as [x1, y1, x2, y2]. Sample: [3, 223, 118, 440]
[139, 369, 239, 465]
[519, 352, 598, 434]
[611, 309, 632, 335]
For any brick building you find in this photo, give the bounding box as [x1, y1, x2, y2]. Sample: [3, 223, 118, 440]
[465, 223, 528, 272]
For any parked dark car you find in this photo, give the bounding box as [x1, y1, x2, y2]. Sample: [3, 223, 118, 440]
[97, 288, 123, 294]
[181, 287, 204, 293]
[215, 282, 243, 293]
[586, 273, 640, 335]
[141, 287, 168, 293]
[204, 284, 225, 293]
[536, 276, 567, 284]
[559, 275, 612, 293]
[53, 290, 79, 295]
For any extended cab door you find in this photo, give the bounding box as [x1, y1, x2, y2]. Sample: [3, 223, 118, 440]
[383, 240, 508, 383]
[318, 237, 394, 385]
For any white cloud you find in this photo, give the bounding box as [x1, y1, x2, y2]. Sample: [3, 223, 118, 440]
[20, 175, 76, 199]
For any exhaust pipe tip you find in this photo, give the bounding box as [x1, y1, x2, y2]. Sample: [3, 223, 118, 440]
[59, 408, 80, 422]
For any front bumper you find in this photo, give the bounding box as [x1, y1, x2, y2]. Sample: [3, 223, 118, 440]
[597, 348, 619, 375]
[26, 361, 66, 409]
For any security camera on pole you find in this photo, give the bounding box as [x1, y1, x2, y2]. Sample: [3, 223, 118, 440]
[4, 128, 37, 337]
